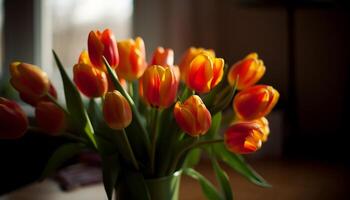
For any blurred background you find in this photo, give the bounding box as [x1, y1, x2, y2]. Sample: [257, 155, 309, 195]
[0, 0, 349, 199]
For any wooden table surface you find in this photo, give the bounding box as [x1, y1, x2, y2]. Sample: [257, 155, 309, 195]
[1, 159, 348, 200]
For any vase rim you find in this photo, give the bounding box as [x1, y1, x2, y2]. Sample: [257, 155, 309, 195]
[145, 170, 182, 183]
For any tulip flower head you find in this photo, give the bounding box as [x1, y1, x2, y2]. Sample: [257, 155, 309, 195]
[185, 54, 224, 93]
[10, 62, 50, 98]
[174, 95, 212, 136]
[103, 91, 132, 130]
[139, 65, 179, 108]
[73, 57, 108, 98]
[117, 37, 147, 81]
[236, 117, 270, 142]
[179, 47, 215, 81]
[234, 85, 279, 120]
[88, 29, 119, 69]
[19, 82, 57, 106]
[224, 121, 265, 154]
[0, 97, 28, 139]
[35, 101, 66, 135]
[151, 47, 174, 67]
[228, 53, 265, 90]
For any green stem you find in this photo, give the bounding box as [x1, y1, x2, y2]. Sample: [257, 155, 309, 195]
[180, 87, 194, 101]
[45, 93, 69, 115]
[169, 138, 224, 173]
[128, 81, 133, 98]
[150, 108, 161, 175]
[121, 129, 140, 170]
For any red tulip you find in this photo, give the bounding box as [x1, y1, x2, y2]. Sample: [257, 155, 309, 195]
[139, 65, 179, 108]
[0, 97, 28, 139]
[103, 91, 132, 130]
[228, 53, 265, 90]
[88, 29, 119, 69]
[35, 101, 66, 135]
[117, 37, 147, 81]
[174, 95, 211, 136]
[233, 85, 279, 120]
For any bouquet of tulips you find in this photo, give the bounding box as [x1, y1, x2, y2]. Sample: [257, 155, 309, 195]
[0, 29, 279, 200]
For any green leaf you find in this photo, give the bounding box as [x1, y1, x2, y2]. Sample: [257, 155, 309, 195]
[40, 143, 84, 180]
[103, 57, 151, 161]
[203, 112, 222, 141]
[52, 50, 97, 149]
[102, 154, 120, 200]
[184, 168, 223, 200]
[213, 143, 271, 187]
[211, 158, 234, 200]
[182, 148, 202, 168]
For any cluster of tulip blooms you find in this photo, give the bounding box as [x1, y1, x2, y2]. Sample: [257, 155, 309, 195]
[0, 28, 278, 199]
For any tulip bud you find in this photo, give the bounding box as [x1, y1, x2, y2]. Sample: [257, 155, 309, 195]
[151, 47, 174, 67]
[233, 85, 279, 120]
[88, 29, 119, 69]
[103, 91, 132, 130]
[10, 62, 50, 97]
[185, 54, 224, 93]
[0, 97, 28, 139]
[73, 62, 108, 98]
[116, 37, 147, 81]
[228, 53, 266, 90]
[35, 101, 66, 135]
[19, 82, 57, 106]
[236, 117, 270, 142]
[174, 95, 211, 136]
[179, 47, 215, 81]
[139, 65, 179, 108]
[224, 121, 265, 154]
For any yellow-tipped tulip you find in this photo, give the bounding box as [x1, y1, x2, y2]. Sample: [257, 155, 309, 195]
[139, 65, 179, 108]
[151, 47, 174, 67]
[10, 62, 50, 98]
[35, 101, 66, 135]
[235, 117, 270, 142]
[224, 121, 265, 154]
[88, 29, 119, 69]
[174, 95, 211, 136]
[73, 56, 108, 98]
[185, 54, 224, 93]
[117, 37, 147, 81]
[103, 91, 132, 130]
[0, 97, 28, 139]
[228, 53, 265, 90]
[233, 85, 279, 120]
[179, 47, 215, 81]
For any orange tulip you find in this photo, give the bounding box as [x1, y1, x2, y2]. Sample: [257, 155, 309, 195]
[174, 95, 211, 136]
[233, 85, 279, 120]
[116, 37, 147, 81]
[139, 65, 179, 108]
[73, 58, 108, 98]
[151, 47, 174, 67]
[224, 121, 265, 154]
[88, 29, 119, 69]
[103, 90, 132, 130]
[185, 54, 224, 93]
[236, 117, 270, 142]
[10, 62, 50, 97]
[228, 53, 265, 90]
[0, 97, 28, 139]
[35, 101, 66, 135]
[179, 47, 215, 81]
[19, 82, 57, 106]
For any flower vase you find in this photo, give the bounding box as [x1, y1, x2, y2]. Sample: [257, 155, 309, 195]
[116, 171, 182, 200]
